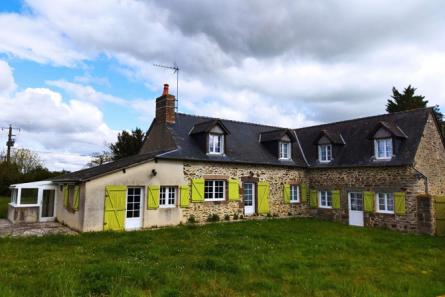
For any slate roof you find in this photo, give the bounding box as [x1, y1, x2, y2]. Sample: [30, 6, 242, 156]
[296, 107, 432, 168]
[151, 113, 307, 167]
[53, 107, 436, 182]
[51, 152, 160, 182]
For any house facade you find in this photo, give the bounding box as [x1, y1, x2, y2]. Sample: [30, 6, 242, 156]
[8, 84, 445, 235]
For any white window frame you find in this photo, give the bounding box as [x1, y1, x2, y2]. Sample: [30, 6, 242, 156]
[374, 138, 393, 160]
[290, 185, 300, 203]
[375, 192, 394, 214]
[159, 186, 177, 208]
[204, 180, 226, 201]
[208, 133, 224, 155]
[279, 141, 291, 160]
[319, 190, 332, 208]
[318, 144, 332, 163]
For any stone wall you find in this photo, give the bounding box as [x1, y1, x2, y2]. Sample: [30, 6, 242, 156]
[182, 162, 309, 223]
[413, 113, 445, 235]
[307, 166, 425, 233]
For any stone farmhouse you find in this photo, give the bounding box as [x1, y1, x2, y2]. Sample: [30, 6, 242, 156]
[8, 84, 445, 235]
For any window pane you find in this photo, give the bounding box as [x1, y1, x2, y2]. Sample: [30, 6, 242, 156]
[160, 187, 166, 205]
[204, 181, 213, 199]
[385, 139, 392, 157]
[387, 194, 394, 211]
[20, 188, 38, 204]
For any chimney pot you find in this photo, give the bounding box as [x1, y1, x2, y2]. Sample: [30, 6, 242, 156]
[163, 84, 169, 96]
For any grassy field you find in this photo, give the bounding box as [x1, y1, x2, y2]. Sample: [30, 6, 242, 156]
[0, 218, 444, 297]
[0, 196, 9, 218]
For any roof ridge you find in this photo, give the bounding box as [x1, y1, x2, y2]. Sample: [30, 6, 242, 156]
[295, 107, 432, 131]
[176, 112, 287, 130]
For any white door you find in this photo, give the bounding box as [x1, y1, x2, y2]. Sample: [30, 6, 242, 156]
[348, 192, 364, 227]
[243, 183, 255, 216]
[125, 187, 143, 230]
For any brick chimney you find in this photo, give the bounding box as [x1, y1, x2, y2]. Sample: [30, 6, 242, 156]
[155, 84, 176, 124]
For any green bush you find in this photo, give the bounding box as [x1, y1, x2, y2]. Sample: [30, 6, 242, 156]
[187, 215, 196, 224]
[233, 213, 239, 220]
[206, 213, 220, 222]
[224, 214, 230, 221]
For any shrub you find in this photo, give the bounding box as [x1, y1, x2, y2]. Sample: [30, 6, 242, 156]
[206, 214, 220, 222]
[267, 212, 272, 218]
[224, 214, 230, 221]
[187, 215, 196, 224]
[233, 213, 239, 220]
[240, 215, 244, 220]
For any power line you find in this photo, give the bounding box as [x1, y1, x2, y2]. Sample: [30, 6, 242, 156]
[1, 125, 20, 163]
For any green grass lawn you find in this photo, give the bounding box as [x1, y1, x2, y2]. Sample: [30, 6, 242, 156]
[0, 196, 9, 218]
[0, 218, 444, 297]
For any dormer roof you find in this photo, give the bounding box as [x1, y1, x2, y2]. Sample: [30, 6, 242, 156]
[259, 128, 296, 143]
[313, 129, 345, 145]
[368, 121, 408, 139]
[189, 119, 230, 135]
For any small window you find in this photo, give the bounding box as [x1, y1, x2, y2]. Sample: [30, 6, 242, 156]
[160, 186, 177, 208]
[11, 189, 18, 204]
[279, 142, 291, 160]
[376, 192, 394, 213]
[290, 185, 300, 203]
[374, 138, 393, 160]
[319, 191, 332, 208]
[208, 133, 224, 154]
[204, 180, 226, 201]
[318, 144, 332, 162]
[20, 188, 39, 205]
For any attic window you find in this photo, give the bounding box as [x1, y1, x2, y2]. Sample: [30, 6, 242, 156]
[318, 144, 332, 163]
[374, 138, 393, 160]
[208, 133, 224, 154]
[279, 141, 291, 160]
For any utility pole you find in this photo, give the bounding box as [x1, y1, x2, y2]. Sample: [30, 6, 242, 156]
[1, 125, 20, 163]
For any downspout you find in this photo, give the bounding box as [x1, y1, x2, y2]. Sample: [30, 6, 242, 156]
[412, 165, 428, 194]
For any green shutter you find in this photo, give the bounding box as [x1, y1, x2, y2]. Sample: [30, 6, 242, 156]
[283, 183, 291, 204]
[301, 183, 308, 202]
[332, 190, 340, 209]
[72, 185, 80, 210]
[147, 185, 160, 209]
[228, 179, 240, 201]
[63, 185, 69, 209]
[104, 185, 127, 231]
[180, 185, 190, 208]
[364, 191, 375, 212]
[310, 190, 317, 208]
[257, 181, 270, 214]
[394, 192, 406, 215]
[191, 178, 205, 202]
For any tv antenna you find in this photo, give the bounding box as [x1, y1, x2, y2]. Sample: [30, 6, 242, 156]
[153, 63, 179, 111]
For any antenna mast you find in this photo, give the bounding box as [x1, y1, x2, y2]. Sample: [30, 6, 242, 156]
[153, 63, 179, 111]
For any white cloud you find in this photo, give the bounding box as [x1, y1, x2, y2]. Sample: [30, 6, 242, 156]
[0, 61, 116, 171]
[0, 60, 16, 95]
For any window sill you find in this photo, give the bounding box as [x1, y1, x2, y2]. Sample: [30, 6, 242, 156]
[159, 205, 176, 209]
[290, 200, 300, 204]
[374, 157, 392, 161]
[207, 152, 225, 156]
[319, 206, 332, 209]
[376, 210, 394, 214]
[9, 203, 39, 208]
[204, 199, 226, 202]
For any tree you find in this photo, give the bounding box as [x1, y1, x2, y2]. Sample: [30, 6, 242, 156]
[386, 85, 428, 113]
[9, 148, 44, 174]
[87, 151, 114, 167]
[109, 128, 145, 161]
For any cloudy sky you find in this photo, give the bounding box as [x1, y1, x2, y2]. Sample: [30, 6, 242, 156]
[0, 0, 444, 171]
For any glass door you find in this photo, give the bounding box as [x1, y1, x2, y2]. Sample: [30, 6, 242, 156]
[41, 189, 55, 219]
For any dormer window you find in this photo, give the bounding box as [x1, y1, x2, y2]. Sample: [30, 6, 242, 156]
[374, 138, 392, 160]
[208, 133, 224, 154]
[279, 141, 291, 160]
[318, 144, 332, 162]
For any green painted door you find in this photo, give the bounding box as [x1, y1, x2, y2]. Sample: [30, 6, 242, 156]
[435, 195, 445, 236]
[104, 185, 127, 231]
